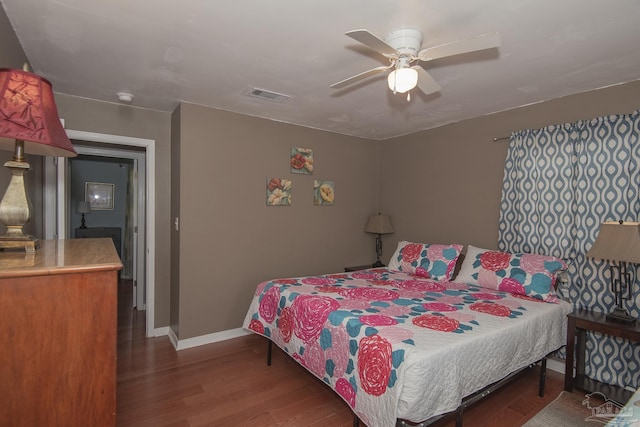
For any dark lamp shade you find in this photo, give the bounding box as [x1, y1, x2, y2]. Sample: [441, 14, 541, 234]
[586, 221, 640, 264]
[76, 201, 91, 214]
[365, 213, 394, 235]
[0, 68, 77, 157]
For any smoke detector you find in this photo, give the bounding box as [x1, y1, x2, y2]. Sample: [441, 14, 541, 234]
[116, 92, 134, 104]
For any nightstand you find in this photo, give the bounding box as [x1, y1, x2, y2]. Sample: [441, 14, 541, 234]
[565, 309, 640, 404]
[345, 264, 382, 272]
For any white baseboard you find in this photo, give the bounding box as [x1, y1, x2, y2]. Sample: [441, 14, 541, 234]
[544, 358, 639, 393]
[547, 357, 565, 375]
[168, 327, 179, 349]
[167, 327, 251, 351]
[153, 326, 170, 337]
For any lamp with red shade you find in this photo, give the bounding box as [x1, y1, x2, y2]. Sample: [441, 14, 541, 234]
[0, 65, 77, 252]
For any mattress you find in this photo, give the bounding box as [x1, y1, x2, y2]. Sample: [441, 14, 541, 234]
[243, 268, 572, 427]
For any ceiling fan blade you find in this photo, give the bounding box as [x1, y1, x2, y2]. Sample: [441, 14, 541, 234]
[345, 29, 397, 56]
[330, 65, 391, 89]
[418, 32, 501, 62]
[414, 67, 441, 95]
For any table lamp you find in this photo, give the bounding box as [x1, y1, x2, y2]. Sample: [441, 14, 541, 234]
[364, 212, 394, 267]
[0, 65, 78, 252]
[77, 201, 91, 229]
[586, 221, 640, 325]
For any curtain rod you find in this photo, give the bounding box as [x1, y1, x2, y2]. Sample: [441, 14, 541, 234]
[493, 136, 509, 142]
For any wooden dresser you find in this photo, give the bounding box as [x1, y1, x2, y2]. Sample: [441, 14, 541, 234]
[0, 238, 122, 427]
[75, 227, 122, 260]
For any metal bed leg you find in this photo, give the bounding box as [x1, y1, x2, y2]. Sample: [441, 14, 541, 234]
[539, 357, 547, 397]
[267, 341, 272, 366]
[456, 406, 464, 427]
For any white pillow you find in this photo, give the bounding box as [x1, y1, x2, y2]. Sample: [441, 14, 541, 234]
[387, 241, 464, 282]
[452, 244, 567, 303]
[453, 245, 486, 284]
[386, 241, 410, 271]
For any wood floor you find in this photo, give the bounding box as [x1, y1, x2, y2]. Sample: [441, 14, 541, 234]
[116, 280, 578, 426]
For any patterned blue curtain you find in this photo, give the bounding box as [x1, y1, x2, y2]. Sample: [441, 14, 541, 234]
[499, 111, 640, 389]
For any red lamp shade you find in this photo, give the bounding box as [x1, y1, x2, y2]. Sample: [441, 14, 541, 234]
[0, 67, 76, 252]
[0, 68, 77, 157]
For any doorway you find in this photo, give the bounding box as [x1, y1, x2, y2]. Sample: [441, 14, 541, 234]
[69, 148, 143, 308]
[46, 130, 157, 338]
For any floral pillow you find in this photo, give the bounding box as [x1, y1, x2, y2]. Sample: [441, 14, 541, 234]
[387, 241, 463, 281]
[454, 245, 566, 303]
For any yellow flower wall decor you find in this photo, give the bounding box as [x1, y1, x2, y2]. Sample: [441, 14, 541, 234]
[314, 180, 334, 205]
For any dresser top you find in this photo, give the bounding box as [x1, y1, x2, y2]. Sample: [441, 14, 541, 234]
[0, 238, 122, 278]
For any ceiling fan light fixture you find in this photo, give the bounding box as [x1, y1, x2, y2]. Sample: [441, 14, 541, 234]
[387, 68, 418, 93]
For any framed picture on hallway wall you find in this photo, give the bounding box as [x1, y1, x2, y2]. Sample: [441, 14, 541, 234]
[86, 182, 114, 210]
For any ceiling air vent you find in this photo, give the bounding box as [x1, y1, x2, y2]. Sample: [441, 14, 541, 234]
[245, 87, 291, 103]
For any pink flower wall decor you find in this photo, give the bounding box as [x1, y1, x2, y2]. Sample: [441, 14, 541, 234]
[291, 146, 314, 174]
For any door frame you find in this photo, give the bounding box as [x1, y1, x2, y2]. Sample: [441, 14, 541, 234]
[70, 145, 146, 310]
[50, 130, 157, 338]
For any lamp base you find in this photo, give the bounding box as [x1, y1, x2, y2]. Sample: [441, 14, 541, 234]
[372, 260, 385, 268]
[0, 234, 39, 253]
[0, 156, 37, 253]
[606, 307, 637, 325]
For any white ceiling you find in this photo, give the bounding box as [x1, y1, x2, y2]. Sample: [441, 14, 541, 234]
[2, 0, 640, 140]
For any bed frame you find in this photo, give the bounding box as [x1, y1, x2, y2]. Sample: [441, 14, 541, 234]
[266, 340, 548, 427]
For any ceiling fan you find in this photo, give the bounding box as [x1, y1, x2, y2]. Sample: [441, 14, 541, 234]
[330, 28, 501, 99]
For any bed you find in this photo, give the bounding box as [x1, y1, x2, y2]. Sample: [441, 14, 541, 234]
[242, 242, 572, 427]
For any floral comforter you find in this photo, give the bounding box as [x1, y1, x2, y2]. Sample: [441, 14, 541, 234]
[243, 268, 571, 427]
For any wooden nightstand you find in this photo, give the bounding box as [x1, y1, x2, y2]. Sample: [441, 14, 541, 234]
[565, 309, 640, 404]
[345, 264, 382, 272]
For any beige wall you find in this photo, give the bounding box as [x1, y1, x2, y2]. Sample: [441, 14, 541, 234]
[380, 80, 640, 261]
[173, 103, 380, 339]
[54, 94, 173, 328]
[0, 6, 28, 69]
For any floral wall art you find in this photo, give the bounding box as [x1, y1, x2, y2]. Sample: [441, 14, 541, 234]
[266, 148, 333, 207]
[266, 178, 291, 206]
[314, 180, 334, 205]
[290, 146, 313, 174]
